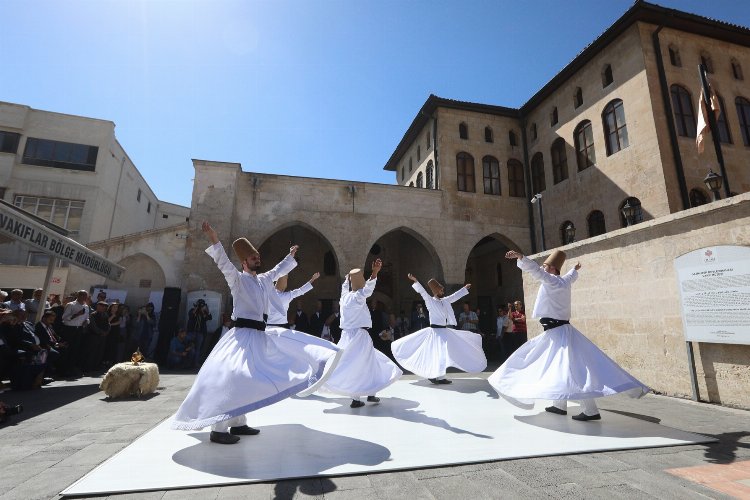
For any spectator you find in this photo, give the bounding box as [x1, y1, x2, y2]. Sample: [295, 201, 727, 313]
[50, 293, 67, 332]
[0, 291, 8, 309]
[137, 303, 157, 358]
[187, 299, 212, 366]
[61, 290, 90, 373]
[7, 310, 48, 389]
[103, 302, 122, 366]
[24, 288, 49, 317]
[410, 303, 429, 332]
[167, 328, 193, 369]
[293, 302, 309, 333]
[95, 290, 108, 305]
[495, 305, 512, 361]
[458, 301, 479, 333]
[119, 305, 134, 362]
[3, 289, 26, 312]
[510, 300, 527, 353]
[324, 302, 342, 344]
[35, 309, 70, 377]
[369, 299, 388, 355]
[85, 301, 110, 371]
[309, 300, 325, 337]
[396, 310, 410, 337]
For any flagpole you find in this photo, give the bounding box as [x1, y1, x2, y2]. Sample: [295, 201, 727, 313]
[698, 64, 731, 198]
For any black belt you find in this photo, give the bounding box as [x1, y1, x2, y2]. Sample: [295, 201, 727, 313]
[267, 323, 289, 328]
[235, 318, 266, 331]
[540, 317, 569, 331]
[430, 324, 456, 329]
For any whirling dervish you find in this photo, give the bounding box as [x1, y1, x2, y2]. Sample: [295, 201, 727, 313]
[391, 274, 486, 384]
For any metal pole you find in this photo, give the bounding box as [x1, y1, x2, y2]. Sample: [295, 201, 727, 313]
[36, 256, 58, 324]
[538, 197, 546, 251]
[698, 64, 731, 198]
[685, 341, 700, 402]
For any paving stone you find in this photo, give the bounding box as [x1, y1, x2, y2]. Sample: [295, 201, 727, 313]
[418, 475, 496, 500]
[0, 459, 58, 489]
[567, 452, 638, 472]
[611, 467, 735, 499]
[216, 482, 274, 500]
[1, 464, 87, 500]
[162, 486, 220, 499]
[327, 474, 372, 490]
[366, 470, 419, 488]
[463, 468, 552, 499]
[104, 492, 166, 500]
[56, 442, 130, 467]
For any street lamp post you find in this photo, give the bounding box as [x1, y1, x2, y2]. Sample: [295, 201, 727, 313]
[703, 169, 724, 202]
[564, 222, 576, 244]
[531, 193, 546, 251]
[622, 199, 636, 227]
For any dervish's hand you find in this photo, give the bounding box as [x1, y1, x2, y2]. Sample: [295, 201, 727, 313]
[407, 273, 417, 282]
[289, 245, 299, 257]
[575, 262, 581, 271]
[505, 250, 523, 260]
[465, 283, 472, 289]
[371, 258, 383, 276]
[202, 221, 219, 244]
[310, 272, 320, 282]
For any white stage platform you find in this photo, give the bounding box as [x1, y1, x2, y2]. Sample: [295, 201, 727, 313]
[62, 378, 713, 496]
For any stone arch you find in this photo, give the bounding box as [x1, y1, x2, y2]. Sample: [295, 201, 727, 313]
[363, 226, 444, 319]
[115, 253, 167, 309]
[257, 221, 341, 323]
[461, 233, 524, 335]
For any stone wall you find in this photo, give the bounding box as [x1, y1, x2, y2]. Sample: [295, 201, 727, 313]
[523, 192, 750, 408]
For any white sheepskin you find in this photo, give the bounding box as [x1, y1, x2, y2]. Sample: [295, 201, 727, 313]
[100, 362, 160, 398]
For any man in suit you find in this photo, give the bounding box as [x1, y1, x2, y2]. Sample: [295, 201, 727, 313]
[293, 303, 309, 334]
[325, 302, 342, 343]
[309, 300, 325, 337]
[35, 310, 70, 377]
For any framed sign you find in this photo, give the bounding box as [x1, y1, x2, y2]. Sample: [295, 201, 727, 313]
[674, 245, 750, 345]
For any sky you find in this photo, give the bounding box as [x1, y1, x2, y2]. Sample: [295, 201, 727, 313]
[2, 0, 748, 207]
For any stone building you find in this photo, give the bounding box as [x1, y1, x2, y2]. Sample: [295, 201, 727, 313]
[0, 101, 189, 296]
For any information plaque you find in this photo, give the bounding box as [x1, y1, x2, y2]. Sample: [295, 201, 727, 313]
[674, 245, 750, 345]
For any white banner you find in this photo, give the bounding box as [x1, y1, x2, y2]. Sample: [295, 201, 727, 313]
[674, 246, 750, 345]
[0, 200, 124, 281]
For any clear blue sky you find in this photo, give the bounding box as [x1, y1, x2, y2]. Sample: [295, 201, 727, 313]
[2, 0, 748, 207]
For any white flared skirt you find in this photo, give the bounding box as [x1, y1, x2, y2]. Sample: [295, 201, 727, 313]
[320, 328, 402, 399]
[171, 326, 341, 430]
[488, 324, 649, 408]
[391, 327, 487, 379]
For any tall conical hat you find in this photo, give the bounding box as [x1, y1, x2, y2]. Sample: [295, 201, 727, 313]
[348, 268, 366, 291]
[232, 238, 259, 261]
[275, 275, 288, 292]
[543, 249, 566, 271]
[427, 279, 443, 295]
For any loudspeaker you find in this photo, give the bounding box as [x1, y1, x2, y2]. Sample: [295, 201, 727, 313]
[156, 287, 181, 365]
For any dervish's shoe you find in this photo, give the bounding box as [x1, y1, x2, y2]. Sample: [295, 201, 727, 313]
[428, 378, 439, 384]
[230, 425, 260, 435]
[210, 431, 240, 444]
[436, 379, 452, 385]
[545, 406, 567, 415]
[366, 396, 380, 403]
[572, 412, 601, 421]
[350, 400, 365, 408]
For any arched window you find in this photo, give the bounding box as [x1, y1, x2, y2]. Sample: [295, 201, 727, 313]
[551, 138, 568, 184]
[417, 145, 421, 161]
[323, 251, 336, 276]
[602, 64, 613, 87]
[670, 85, 696, 137]
[603, 99, 629, 155]
[700, 51, 714, 74]
[619, 197, 643, 227]
[689, 188, 709, 207]
[736, 96, 750, 146]
[507, 159, 525, 198]
[509, 130, 518, 146]
[668, 45, 681, 67]
[531, 153, 546, 193]
[560, 221, 575, 245]
[732, 59, 744, 80]
[496, 263, 503, 286]
[574, 87, 583, 108]
[456, 152, 475, 192]
[416, 172, 423, 188]
[459, 122, 468, 140]
[530, 123, 537, 141]
[485, 126, 493, 143]
[482, 156, 500, 195]
[588, 210, 606, 237]
[574, 120, 596, 170]
[426, 161, 434, 189]
[715, 94, 732, 144]
[551, 107, 558, 126]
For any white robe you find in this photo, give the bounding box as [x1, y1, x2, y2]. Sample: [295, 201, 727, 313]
[320, 277, 402, 398]
[392, 282, 486, 379]
[488, 257, 649, 407]
[171, 243, 339, 430]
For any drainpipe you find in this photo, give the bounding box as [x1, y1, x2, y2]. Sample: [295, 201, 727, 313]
[432, 115, 439, 189]
[652, 24, 690, 210]
[520, 118, 537, 253]
[105, 154, 127, 258]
